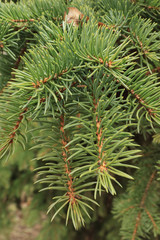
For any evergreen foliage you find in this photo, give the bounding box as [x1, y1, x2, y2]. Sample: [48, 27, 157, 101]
[0, 0, 160, 239]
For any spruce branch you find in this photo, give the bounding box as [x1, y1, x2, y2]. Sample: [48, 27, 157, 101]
[0, 0, 160, 234]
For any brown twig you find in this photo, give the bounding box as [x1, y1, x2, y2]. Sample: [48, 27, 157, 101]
[112, 78, 156, 117]
[32, 69, 68, 89]
[0, 107, 28, 152]
[120, 205, 135, 215]
[60, 115, 77, 205]
[129, 88, 156, 117]
[131, 171, 156, 240]
[144, 208, 158, 230]
[11, 19, 35, 23]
